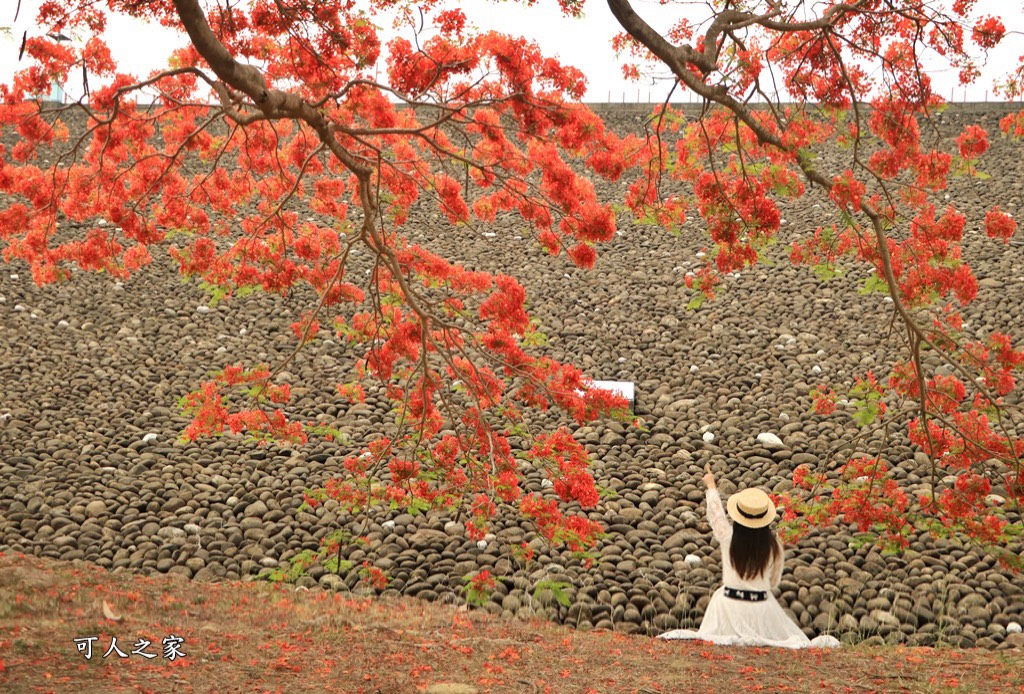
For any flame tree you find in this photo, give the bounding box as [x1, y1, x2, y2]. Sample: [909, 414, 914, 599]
[1, 0, 1023, 566]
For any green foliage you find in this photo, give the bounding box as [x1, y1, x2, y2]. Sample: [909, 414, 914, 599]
[198, 281, 230, 307]
[259, 549, 319, 583]
[522, 328, 549, 347]
[859, 275, 889, 296]
[951, 157, 990, 179]
[405, 496, 432, 516]
[767, 165, 801, 197]
[812, 262, 842, 282]
[303, 424, 349, 445]
[462, 574, 494, 608]
[532, 580, 572, 608]
[796, 148, 817, 172]
[849, 380, 884, 426]
[259, 527, 370, 584]
[321, 556, 355, 575]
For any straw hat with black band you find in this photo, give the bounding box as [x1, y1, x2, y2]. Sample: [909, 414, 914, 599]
[726, 488, 777, 529]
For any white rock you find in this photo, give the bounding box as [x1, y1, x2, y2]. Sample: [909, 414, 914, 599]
[14, 304, 26, 312]
[564, 273, 571, 278]
[986, 494, 1005, 505]
[689, 365, 699, 373]
[197, 305, 212, 314]
[476, 540, 488, 550]
[30, 313, 38, 319]
[812, 365, 822, 374]
[227, 496, 239, 505]
[98, 219, 107, 226]
[216, 346, 227, 353]
[113, 281, 124, 291]
[142, 433, 158, 443]
[702, 432, 716, 443]
[816, 349, 826, 357]
[381, 520, 396, 530]
[541, 478, 554, 488]
[58, 320, 70, 327]
[779, 413, 789, 422]
[683, 554, 702, 567]
[10, 273, 19, 280]
[1007, 622, 1022, 634]
[754, 372, 762, 378]
[695, 251, 706, 258]
[239, 327, 247, 335]
[756, 432, 785, 449]
[883, 296, 894, 303]
[482, 232, 496, 238]
[618, 357, 626, 363]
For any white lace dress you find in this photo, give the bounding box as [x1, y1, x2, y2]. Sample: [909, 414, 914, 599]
[658, 489, 840, 649]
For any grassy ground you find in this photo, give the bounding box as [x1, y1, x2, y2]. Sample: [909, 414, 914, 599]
[0, 552, 1021, 693]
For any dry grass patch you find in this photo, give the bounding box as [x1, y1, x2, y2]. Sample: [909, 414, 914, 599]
[0, 552, 1021, 693]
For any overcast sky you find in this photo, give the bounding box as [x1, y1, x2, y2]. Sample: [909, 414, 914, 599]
[1, 0, 1021, 104]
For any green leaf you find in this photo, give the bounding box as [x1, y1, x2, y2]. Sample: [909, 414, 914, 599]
[523, 330, 548, 347]
[797, 148, 818, 163]
[812, 262, 842, 282]
[321, 556, 354, 575]
[533, 580, 572, 608]
[860, 275, 889, 296]
[852, 400, 879, 426]
[686, 294, 705, 311]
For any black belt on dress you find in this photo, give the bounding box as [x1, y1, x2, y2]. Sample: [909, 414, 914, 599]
[724, 587, 767, 602]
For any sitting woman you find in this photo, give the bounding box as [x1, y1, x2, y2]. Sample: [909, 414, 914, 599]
[659, 465, 839, 648]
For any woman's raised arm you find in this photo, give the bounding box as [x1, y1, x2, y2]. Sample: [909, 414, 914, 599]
[702, 465, 732, 544]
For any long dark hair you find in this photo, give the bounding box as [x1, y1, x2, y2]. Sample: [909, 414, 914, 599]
[729, 523, 782, 580]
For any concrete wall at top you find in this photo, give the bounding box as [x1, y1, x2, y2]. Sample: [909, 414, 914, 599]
[580, 101, 1024, 117]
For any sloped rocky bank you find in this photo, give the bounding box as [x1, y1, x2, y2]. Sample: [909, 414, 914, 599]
[1, 104, 1023, 649]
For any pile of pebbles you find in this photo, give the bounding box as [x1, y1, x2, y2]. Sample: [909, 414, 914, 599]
[1, 105, 1023, 649]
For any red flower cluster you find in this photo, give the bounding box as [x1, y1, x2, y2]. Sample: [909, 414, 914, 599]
[956, 124, 989, 161]
[972, 16, 1006, 49]
[984, 207, 1017, 242]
